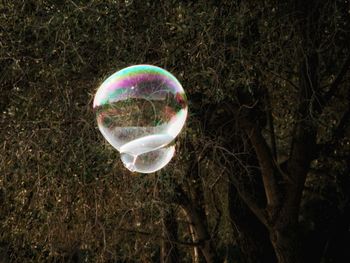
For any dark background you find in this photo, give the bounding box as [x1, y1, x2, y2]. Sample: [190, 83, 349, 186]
[1, 0, 349, 262]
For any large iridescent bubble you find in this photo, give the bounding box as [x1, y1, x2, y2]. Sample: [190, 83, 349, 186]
[93, 65, 188, 173]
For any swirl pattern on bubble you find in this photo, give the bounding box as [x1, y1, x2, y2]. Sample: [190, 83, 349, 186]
[93, 65, 188, 173]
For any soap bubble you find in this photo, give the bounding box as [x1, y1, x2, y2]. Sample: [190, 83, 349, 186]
[93, 65, 188, 173]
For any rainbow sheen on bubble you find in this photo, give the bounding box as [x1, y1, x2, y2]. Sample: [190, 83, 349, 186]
[93, 65, 188, 173]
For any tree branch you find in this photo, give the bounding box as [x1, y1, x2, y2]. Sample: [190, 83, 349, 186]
[240, 117, 281, 210]
[173, 184, 219, 262]
[227, 171, 269, 227]
[285, 52, 319, 223]
[214, 142, 269, 226]
[213, 101, 276, 225]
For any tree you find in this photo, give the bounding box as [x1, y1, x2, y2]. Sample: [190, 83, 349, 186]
[1, 0, 349, 262]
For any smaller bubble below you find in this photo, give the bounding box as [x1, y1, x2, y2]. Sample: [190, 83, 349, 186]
[121, 145, 175, 174]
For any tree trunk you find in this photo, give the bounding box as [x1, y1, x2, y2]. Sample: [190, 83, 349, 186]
[176, 186, 219, 263]
[174, 141, 219, 263]
[269, 0, 321, 258]
[228, 181, 277, 263]
[270, 225, 304, 263]
[160, 207, 180, 263]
